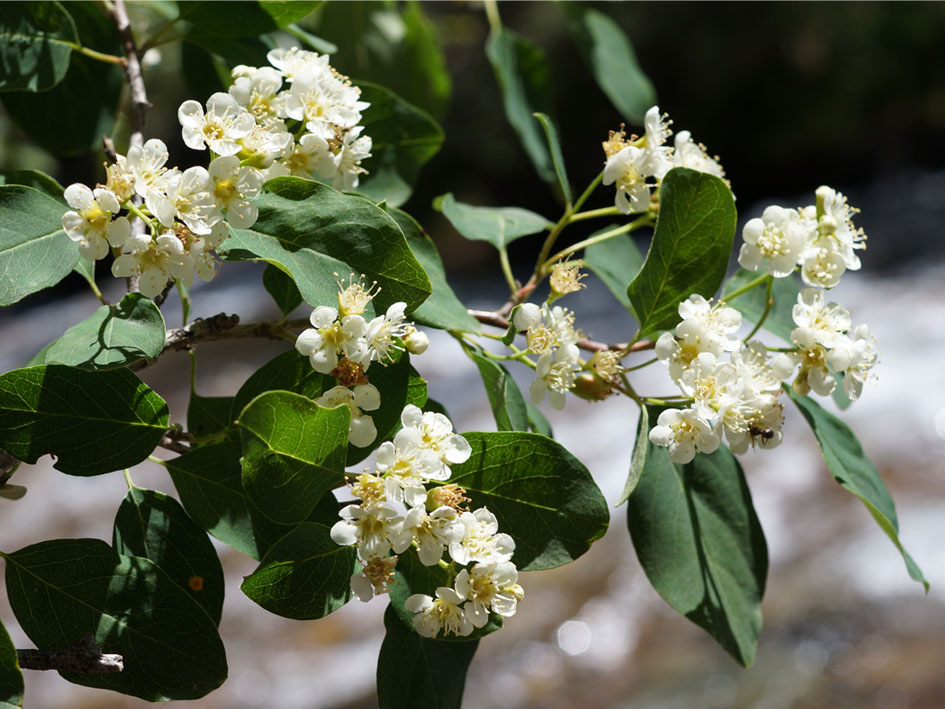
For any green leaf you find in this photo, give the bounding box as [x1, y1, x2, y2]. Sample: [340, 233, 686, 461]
[0, 185, 78, 307]
[627, 168, 737, 337]
[626, 437, 767, 667]
[786, 388, 928, 590]
[187, 392, 235, 442]
[44, 293, 166, 370]
[377, 604, 478, 709]
[177, 1, 318, 36]
[485, 28, 554, 182]
[469, 352, 528, 432]
[564, 5, 656, 124]
[0, 169, 65, 202]
[231, 349, 325, 422]
[525, 401, 552, 437]
[0, 620, 23, 709]
[223, 177, 432, 313]
[71, 255, 95, 291]
[831, 372, 853, 410]
[584, 230, 644, 315]
[722, 269, 798, 344]
[615, 404, 648, 506]
[3, 539, 227, 700]
[113, 487, 225, 625]
[180, 40, 229, 103]
[391, 208, 480, 333]
[388, 551, 502, 641]
[240, 522, 357, 620]
[355, 81, 444, 208]
[446, 432, 609, 570]
[286, 23, 337, 54]
[0, 2, 76, 92]
[436, 192, 552, 250]
[184, 31, 273, 70]
[239, 391, 350, 525]
[0, 365, 168, 476]
[2, 2, 124, 156]
[533, 112, 571, 204]
[262, 263, 302, 317]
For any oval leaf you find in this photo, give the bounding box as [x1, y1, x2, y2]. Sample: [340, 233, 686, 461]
[223, 177, 431, 313]
[0, 185, 77, 306]
[112, 487, 225, 625]
[627, 168, 736, 337]
[3, 539, 227, 701]
[0, 365, 169, 476]
[615, 403, 648, 506]
[239, 391, 350, 524]
[187, 392, 235, 442]
[377, 604, 478, 709]
[583, 229, 644, 315]
[469, 352, 529, 432]
[178, 1, 318, 37]
[533, 112, 571, 204]
[240, 522, 357, 620]
[0, 620, 23, 709]
[786, 388, 928, 590]
[436, 192, 552, 250]
[44, 293, 166, 370]
[231, 348, 324, 422]
[0, 169, 65, 202]
[0, 3, 76, 92]
[626, 434, 768, 667]
[262, 262, 302, 317]
[445, 431, 609, 571]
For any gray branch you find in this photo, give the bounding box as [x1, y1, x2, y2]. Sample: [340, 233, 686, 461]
[17, 635, 123, 674]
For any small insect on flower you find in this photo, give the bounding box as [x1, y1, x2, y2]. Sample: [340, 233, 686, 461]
[748, 424, 776, 444]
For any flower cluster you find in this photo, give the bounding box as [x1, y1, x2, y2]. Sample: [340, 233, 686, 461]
[513, 302, 583, 410]
[296, 275, 427, 448]
[602, 105, 725, 215]
[738, 186, 867, 289]
[330, 405, 524, 638]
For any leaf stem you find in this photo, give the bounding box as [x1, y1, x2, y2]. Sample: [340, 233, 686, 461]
[498, 246, 517, 296]
[567, 206, 620, 223]
[744, 276, 775, 342]
[623, 356, 658, 372]
[724, 272, 770, 301]
[122, 468, 135, 490]
[542, 213, 652, 271]
[483, 0, 502, 33]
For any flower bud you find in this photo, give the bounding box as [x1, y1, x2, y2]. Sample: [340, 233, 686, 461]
[404, 327, 429, 355]
[571, 372, 613, 401]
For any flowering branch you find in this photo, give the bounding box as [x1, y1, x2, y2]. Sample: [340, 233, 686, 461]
[17, 635, 123, 674]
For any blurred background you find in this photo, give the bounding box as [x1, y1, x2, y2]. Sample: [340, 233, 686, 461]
[2, 2, 945, 707]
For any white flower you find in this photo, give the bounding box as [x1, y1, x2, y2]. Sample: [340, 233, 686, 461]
[332, 125, 372, 190]
[164, 166, 221, 234]
[403, 326, 429, 355]
[723, 394, 785, 455]
[266, 47, 331, 84]
[677, 352, 743, 424]
[815, 185, 866, 270]
[791, 288, 851, 349]
[111, 232, 186, 298]
[800, 235, 848, 289]
[739, 205, 807, 277]
[672, 129, 725, 179]
[375, 436, 438, 507]
[121, 138, 171, 200]
[61, 184, 129, 260]
[456, 561, 524, 627]
[513, 303, 541, 332]
[833, 324, 878, 401]
[676, 294, 742, 353]
[229, 65, 285, 121]
[316, 384, 381, 448]
[648, 408, 720, 464]
[362, 301, 408, 367]
[295, 306, 366, 374]
[236, 120, 293, 168]
[289, 71, 369, 137]
[603, 145, 654, 215]
[208, 156, 264, 229]
[529, 349, 579, 411]
[178, 93, 256, 156]
[279, 132, 334, 178]
[330, 501, 401, 559]
[405, 587, 474, 638]
[389, 505, 464, 566]
[449, 508, 515, 566]
[773, 329, 839, 397]
[397, 405, 471, 475]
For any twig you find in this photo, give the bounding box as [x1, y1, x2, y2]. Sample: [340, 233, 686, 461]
[157, 436, 191, 454]
[17, 635, 123, 674]
[101, 135, 118, 164]
[467, 309, 652, 353]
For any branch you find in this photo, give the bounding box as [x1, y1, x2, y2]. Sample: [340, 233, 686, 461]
[17, 635, 123, 674]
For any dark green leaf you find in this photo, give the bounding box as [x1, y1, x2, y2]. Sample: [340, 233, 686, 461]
[113, 487, 225, 625]
[355, 82, 444, 208]
[0, 619, 23, 709]
[525, 401, 552, 437]
[223, 177, 432, 313]
[787, 388, 928, 590]
[485, 28, 554, 182]
[177, 1, 318, 36]
[286, 23, 337, 54]
[262, 263, 302, 316]
[3, 539, 227, 700]
[0, 3, 76, 92]
[231, 348, 324, 421]
[391, 208, 480, 333]
[187, 392, 235, 442]
[435, 192, 552, 250]
[626, 438, 767, 666]
[533, 112, 571, 204]
[406, 365, 428, 409]
[377, 604, 478, 709]
[627, 168, 736, 337]
[564, 5, 656, 124]
[0, 185, 78, 306]
[180, 40, 228, 102]
[184, 30, 273, 70]
[241, 522, 357, 619]
[469, 352, 528, 432]
[0, 169, 65, 202]
[615, 404, 648, 506]
[71, 255, 95, 291]
[239, 391, 350, 524]
[0, 365, 169, 476]
[584, 230, 644, 315]
[722, 269, 797, 344]
[44, 293, 166, 370]
[446, 432, 609, 570]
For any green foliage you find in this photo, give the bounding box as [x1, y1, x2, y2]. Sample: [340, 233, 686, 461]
[231, 349, 325, 422]
[436, 192, 552, 250]
[355, 82, 445, 208]
[533, 112, 571, 204]
[787, 389, 928, 590]
[223, 177, 432, 313]
[615, 404, 648, 506]
[722, 269, 798, 344]
[0, 185, 78, 306]
[112, 486, 225, 625]
[44, 293, 166, 370]
[262, 263, 303, 317]
[626, 433, 768, 666]
[0, 169, 64, 201]
[3, 539, 227, 700]
[583, 230, 644, 315]
[563, 4, 656, 124]
[187, 392, 235, 442]
[239, 391, 350, 525]
[627, 168, 737, 337]
[241, 521, 358, 620]
[177, 1, 319, 37]
[469, 352, 529, 432]
[446, 432, 609, 570]
[485, 28, 555, 182]
[0, 620, 22, 709]
[0, 2, 76, 92]
[377, 604, 478, 709]
[0, 365, 168, 476]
